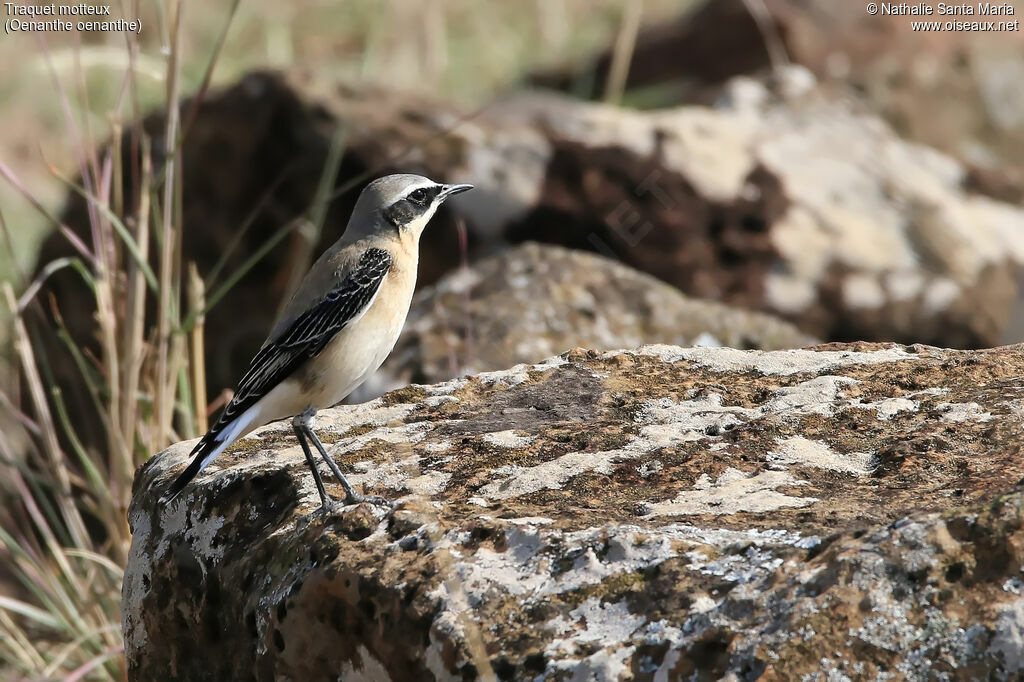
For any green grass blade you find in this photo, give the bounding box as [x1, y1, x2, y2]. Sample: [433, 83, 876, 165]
[180, 218, 297, 332]
[50, 168, 158, 291]
[0, 595, 62, 630]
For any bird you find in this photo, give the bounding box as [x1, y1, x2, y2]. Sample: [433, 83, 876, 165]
[161, 174, 473, 510]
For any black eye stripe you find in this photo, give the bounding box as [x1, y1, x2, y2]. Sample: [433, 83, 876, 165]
[406, 185, 440, 205]
[382, 185, 443, 228]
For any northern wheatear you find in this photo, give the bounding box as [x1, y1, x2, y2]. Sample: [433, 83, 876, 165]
[162, 174, 473, 510]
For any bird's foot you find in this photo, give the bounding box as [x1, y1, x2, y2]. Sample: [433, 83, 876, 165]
[313, 498, 344, 517]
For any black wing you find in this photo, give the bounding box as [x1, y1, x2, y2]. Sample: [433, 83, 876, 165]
[213, 246, 392, 434]
[162, 248, 392, 502]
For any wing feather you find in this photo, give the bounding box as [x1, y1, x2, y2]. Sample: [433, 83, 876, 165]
[207, 247, 392, 435]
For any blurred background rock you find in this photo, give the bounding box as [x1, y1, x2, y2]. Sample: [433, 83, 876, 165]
[531, 0, 1024, 177]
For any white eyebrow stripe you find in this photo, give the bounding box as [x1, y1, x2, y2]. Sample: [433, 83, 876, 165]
[401, 181, 438, 200]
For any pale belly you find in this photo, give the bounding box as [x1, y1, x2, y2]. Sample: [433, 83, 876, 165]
[308, 301, 406, 407]
[286, 272, 413, 408]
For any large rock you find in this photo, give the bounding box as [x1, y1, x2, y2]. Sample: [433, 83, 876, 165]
[358, 241, 816, 399]
[126, 342, 1024, 680]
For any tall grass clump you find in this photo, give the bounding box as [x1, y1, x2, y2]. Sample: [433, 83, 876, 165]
[0, 2, 240, 677]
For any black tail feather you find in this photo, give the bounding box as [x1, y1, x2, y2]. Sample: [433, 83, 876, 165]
[160, 438, 213, 503]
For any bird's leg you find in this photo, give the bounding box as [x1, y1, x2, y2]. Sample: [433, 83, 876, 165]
[293, 415, 334, 512]
[299, 410, 393, 508]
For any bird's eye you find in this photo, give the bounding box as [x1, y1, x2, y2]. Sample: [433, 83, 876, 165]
[407, 188, 428, 204]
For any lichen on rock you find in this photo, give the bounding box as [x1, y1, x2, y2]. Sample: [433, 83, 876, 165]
[124, 342, 1024, 680]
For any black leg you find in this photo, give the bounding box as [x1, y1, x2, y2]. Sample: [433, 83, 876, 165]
[304, 424, 393, 508]
[293, 420, 333, 511]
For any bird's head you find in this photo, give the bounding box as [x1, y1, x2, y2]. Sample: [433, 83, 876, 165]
[347, 173, 473, 243]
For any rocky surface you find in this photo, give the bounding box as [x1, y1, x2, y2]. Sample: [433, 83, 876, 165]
[356, 242, 816, 401]
[126, 342, 1024, 680]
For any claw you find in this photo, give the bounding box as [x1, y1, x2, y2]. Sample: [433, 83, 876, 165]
[345, 492, 396, 513]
